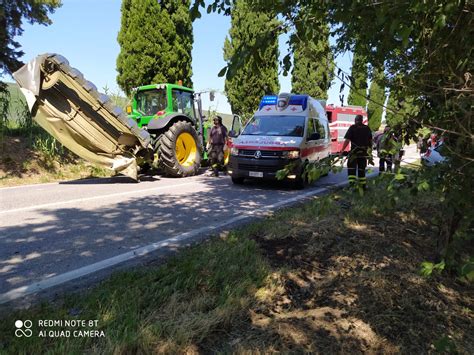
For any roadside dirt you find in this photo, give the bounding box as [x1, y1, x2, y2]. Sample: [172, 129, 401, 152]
[208, 195, 474, 353]
[0, 136, 111, 186]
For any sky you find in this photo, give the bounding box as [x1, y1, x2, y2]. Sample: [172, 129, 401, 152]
[7, 0, 353, 114]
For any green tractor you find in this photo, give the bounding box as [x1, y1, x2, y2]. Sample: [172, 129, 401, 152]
[126, 83, 207, 177]
[12, 53, 220, 180]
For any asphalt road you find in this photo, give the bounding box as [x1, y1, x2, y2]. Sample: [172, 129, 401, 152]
[0, 145, 418, 305]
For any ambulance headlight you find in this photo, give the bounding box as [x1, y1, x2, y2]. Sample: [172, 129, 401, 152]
[283, 150, 300, 159]
[230, 147, 239, 156]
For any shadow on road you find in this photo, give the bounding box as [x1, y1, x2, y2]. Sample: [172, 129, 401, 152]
[2, 172, 340, 293]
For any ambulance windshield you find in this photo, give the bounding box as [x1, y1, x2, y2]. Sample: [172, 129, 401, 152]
[242, 115, 305, 137]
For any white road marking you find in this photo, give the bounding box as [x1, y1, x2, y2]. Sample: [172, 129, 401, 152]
[0, 182, 347, 304]
[1, 153, 419, 304]
[0, 180, 200, 215]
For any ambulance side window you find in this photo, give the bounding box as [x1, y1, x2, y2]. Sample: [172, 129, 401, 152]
[314, 119, 326, 139]
[306, 117, 316, 138]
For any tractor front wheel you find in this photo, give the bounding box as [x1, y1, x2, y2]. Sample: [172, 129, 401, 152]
[157, 121, 202, 177]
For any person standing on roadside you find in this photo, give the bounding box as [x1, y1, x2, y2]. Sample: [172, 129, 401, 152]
[208, 116, 228, 177]
[377, 126, 395, 174]
[341, 115, 372, 188]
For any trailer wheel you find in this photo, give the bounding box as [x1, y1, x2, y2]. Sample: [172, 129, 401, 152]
[157, 121, 202, 177]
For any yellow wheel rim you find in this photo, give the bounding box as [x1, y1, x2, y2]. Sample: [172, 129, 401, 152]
[224, 149, 230, 166]
[175, 132, 197, 167]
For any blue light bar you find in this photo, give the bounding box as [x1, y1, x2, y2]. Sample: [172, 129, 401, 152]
[259, 95, 277, 109]
[288, 95, 308, 110]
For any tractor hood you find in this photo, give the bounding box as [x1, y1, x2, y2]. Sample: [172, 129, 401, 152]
[13, 54, 152, 180]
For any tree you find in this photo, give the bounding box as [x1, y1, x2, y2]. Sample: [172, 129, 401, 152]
[223, 0, 279, 119]
[117, 0, 193, 96]
[367, 68, 385, 131]
[347, 43, 368, 107]
[195, 0, 473, 265]
[0, 0, 61, 89]
[291, 18, 334, 100]
[385, 88, 420, 128]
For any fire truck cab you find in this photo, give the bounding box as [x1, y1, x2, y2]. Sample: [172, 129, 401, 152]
[228, 93, 331, 186]
[326, 104, 368, 154]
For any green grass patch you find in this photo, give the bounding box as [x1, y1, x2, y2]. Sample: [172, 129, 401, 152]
[0, 234, 269, 354]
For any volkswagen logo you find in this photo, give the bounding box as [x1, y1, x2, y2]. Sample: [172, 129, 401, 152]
[254, 150, 262, 159]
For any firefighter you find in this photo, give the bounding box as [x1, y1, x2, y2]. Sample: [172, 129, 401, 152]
[340, 115, 372, 188]
[208, 116, 228, 177]
[377, 126, 395, 173]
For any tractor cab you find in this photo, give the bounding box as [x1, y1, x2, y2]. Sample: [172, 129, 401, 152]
[127, 84, 197, 130]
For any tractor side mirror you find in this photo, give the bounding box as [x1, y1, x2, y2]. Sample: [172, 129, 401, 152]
[229, 130, 238, 138]
[308, 132, 321, 141]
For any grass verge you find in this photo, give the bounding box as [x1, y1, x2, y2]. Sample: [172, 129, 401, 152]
[0, 175, 472, 353]
[0, 135, 111, 187]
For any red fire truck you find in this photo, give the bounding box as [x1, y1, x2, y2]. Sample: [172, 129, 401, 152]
[326, 104, 368, 154]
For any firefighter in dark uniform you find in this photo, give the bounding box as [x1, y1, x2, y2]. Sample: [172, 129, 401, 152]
[208, 116, 228, 177]
[341, 115, 372, 188]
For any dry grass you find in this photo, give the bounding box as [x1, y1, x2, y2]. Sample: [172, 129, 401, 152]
[206, 186, 474, 353]
[0, 136, 111, 186]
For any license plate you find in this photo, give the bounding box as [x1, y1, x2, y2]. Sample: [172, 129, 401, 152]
[249, 171, 263, 178]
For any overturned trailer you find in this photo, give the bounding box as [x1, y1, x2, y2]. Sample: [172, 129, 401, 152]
[13, 54, 153, 181]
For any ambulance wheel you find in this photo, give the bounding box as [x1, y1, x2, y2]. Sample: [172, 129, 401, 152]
[293, 174, 307, 189]
[293, 162, 308, 189]
[231, 177, 245, 185]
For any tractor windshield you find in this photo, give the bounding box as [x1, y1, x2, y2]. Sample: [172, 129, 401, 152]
[242, 115, 305, 137]
[172, 89, 195, 119]
[135, 89, 167, 116]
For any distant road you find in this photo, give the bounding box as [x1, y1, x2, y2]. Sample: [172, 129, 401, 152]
[0, 145, 418, 304]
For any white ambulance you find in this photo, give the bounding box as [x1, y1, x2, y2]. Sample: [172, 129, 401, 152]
[228, 93, 331, 187]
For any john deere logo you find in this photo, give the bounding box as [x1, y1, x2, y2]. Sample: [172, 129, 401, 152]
[254, 150, 262, 159]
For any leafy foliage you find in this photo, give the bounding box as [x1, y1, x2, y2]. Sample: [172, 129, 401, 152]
[347, 43, 368, 107]
[0, 89, 10, 139]
[291, 13, 334, 100]
[0, 0, 61, 94]
[385, 90, 420, 128]
[117, 0, 193, 96]
[0, 0, 61, 76]
[223, 0, 279, 119]
[196, 0, 474, 270]
[367, 68, 385, 131]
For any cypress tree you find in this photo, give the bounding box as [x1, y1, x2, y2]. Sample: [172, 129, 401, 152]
[367, 68, 385, 131]
[385, 92, 398, 127]
[385, 90, 419, 128]
[117, 0, 193, 96]
[223, 0, 279, 119]
[347, 43, 368, 107]
[291, 22, 334, 100]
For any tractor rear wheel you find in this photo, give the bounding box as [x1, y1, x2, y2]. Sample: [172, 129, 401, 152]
[157, 120, 202, 177]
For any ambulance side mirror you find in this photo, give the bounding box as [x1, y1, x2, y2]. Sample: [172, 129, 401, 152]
[230, 114, 242, 137]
